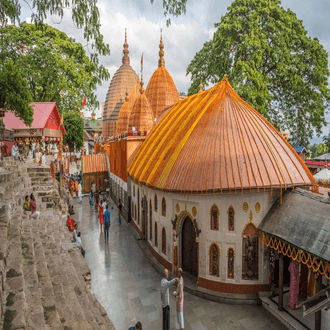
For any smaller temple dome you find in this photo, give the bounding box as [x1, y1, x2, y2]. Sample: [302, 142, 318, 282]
[145, 32, 180, 119]
[116, 92, 133, 135]
[129, 80, 154, 132]
[128, 78, 140, 108]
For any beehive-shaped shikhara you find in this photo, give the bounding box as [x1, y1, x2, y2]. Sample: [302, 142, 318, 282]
[128, 76, 317, 194]
[103, 29, 138, 136]
[145, 33, 180, 119]
[129, 80, 154, 132]
[116, 93, 133, 135]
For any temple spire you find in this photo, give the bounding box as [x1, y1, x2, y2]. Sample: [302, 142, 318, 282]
[158, 29, 165, 68]
[122, 28, 130, 65]
[140, 73, 145, 94]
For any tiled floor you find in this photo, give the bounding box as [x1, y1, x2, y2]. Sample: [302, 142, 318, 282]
[73, 197, 286, 330]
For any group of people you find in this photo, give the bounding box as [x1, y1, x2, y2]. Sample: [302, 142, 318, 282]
[63, 174, 82, 201]
[11, 143, 26, 162]
[161, 268, 184, 330]
[23, 193, 40, 219]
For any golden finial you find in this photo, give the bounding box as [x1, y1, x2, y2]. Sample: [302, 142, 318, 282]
[199, 80, 203, 92]
[158, 29, 165, 68]
[223, 74, 228, 80]
[122, 28, 130, 65]
[140, 74, 144, 94]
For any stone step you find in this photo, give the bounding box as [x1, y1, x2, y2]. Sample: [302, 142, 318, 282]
[27, 167, 51, 173]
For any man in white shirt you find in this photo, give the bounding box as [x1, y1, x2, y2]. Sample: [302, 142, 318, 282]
[102, 200, 107, 214]
[32, 142, 36, 159]
[161, 269, 179, 330]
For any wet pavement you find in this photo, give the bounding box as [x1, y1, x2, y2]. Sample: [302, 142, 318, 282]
[72, 196, 285, 330]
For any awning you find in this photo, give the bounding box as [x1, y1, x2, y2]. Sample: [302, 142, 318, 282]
[259, 187, 330, 278]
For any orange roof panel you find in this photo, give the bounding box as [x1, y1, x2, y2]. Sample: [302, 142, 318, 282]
[83, 153, 107, 174]
[128, 76, 317, 194]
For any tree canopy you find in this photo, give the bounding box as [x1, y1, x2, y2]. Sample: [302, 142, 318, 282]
[63, 111, 84, 150]
[1, 23, 109, 113]
[309, 142, 328, 159]
[187, 0, 330, 146]
[0, 59, 34, 125]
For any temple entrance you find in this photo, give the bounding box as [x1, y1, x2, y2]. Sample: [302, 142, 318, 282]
[181, 216, 198, 277]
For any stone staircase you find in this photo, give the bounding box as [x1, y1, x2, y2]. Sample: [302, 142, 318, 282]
[0, 157, 115, 330]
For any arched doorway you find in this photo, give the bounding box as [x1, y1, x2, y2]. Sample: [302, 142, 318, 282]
[181, 216, 198, 277]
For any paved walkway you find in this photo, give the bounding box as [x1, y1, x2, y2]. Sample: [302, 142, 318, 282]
[73, 197, 286, 330]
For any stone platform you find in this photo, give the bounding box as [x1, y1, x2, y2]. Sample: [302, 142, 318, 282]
[0, 157, 115, 330]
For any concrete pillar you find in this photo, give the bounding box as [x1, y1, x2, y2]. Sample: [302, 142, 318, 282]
[278, 254, 284, 311]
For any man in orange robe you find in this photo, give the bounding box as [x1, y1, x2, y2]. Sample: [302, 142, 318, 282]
[66, 215, 75, 231]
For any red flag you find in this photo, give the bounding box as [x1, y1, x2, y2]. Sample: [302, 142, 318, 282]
[81, 95, 86, 107]
[141, 53, 143, 72]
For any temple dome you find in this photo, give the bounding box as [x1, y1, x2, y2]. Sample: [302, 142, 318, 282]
[116, 93, 133, 135]
[128, 76, 317, 193]
[128, 78, 140, 108]
[145, 33, 180, 119]
[129, 81, 154, 132]
[103, 30, 138, 137]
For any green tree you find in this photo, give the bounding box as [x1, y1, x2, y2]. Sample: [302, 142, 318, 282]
[309, 143, 328, 158]
[323, 135, 330, 153]
[1, 23, 109, 113]
[63, 111, 84, 151]
[0, 59, 33, 125]
[186, 0, 330, 146]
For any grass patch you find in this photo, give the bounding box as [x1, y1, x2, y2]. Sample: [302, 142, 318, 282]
[6, 269, 21, 278]
[74, 286, 82, 296]
[3, 310, 16, 330]
[6, 293, 15, 307]
[44, 305, 56, 312]
[60, 318, 66, 323]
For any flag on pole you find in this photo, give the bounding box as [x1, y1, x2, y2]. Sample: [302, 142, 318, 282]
[81, 95, 86, 107]
[141, 53, 143, 72]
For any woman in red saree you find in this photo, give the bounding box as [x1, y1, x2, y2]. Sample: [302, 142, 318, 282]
[99, 202, 104, 231]
[66, 215, 75, 231]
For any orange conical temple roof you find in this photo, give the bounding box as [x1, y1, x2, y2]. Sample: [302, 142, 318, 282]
[145, 32, 179, 119]
[129, 76, 317, 194]
[116, 92, 133, 135]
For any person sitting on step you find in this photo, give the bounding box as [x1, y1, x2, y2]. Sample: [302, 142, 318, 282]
[30, 195, 40, 219]
[66, 215, 75, 232]
[72, 223, 80, 242]
[23, 195, 30, 211]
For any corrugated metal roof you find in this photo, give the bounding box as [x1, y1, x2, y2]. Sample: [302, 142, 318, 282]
[258, 187, 330, 262]
[128, 76, 316, 194]
[83, 153, 107, 174]
[3, 102, 65, 134]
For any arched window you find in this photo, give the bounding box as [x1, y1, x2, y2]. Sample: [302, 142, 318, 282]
[154, 194, 158, 212]
[242, 223, 258, 280]
[162, 228, 166, 255]
[155, 222, 158, 247]
[150, 200, 152, 241]
[227, 248, 235, 279]
[162, 197, 166, 217]
[209, 243, 220, 277]
[210, 204, 219, 230]
[228, 206, 235, 231]
[133, 185, 135, 197]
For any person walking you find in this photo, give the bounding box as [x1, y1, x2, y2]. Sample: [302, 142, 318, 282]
[104, 205, 110, 241]
[78, 181, 82, 204]
[129, 321, 142, 330]
[161, 269, 179, 330]
[99, 200, 104, 231]
[91, 181, 96, 199]
[117, 199, 122, 225]
[89, 189, 94, 207]
[174, 268, 184, 329]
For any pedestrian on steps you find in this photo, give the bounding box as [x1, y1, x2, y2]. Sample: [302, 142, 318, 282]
[29, 195, 40, 219]
[104, 205, 110, 241]
[99, 200, 104, 231]
[118, 199, 122, 225]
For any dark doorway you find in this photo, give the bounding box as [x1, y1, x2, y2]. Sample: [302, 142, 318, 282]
[142, 196, 148, 240]
[181, 216, 198, 277]
[273, 254, 291, 287]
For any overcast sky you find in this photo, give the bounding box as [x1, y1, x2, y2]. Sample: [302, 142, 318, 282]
[20, 0, 330, 139]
